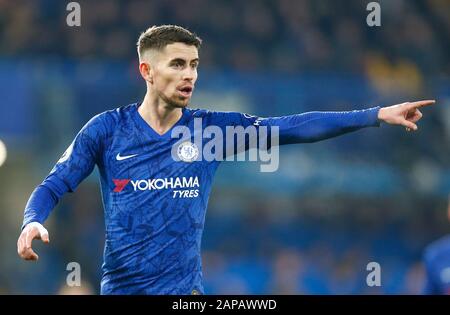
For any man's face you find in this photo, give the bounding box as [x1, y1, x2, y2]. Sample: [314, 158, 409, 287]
[147, 42, 199, 108]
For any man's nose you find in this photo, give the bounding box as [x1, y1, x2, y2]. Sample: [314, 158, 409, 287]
[182, 68, 195, 81]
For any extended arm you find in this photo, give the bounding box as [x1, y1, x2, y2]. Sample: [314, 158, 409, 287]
[265, 106, 380, 145]
[268, 99, 435, 144]
[215, 99, 435, 155]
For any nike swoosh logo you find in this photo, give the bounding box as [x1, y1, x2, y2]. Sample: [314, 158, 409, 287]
[116, 153, 139, 161]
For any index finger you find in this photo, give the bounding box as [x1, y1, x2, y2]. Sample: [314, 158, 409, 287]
[407, 100, 435, 109]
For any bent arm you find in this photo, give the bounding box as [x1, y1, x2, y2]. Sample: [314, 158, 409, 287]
[22, 175, 71, 229]
[18, 113, 109, 261]
[21, 112, 107, 230]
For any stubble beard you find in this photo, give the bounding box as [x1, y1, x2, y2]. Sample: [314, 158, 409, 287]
[158, 90, 189, 109]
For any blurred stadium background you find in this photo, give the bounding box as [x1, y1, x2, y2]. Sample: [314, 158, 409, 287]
[0, 0, 449, 294]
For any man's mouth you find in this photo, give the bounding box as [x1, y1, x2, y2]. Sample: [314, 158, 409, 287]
[177, 86, 193, 98]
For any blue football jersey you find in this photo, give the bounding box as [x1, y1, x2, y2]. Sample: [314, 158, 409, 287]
[23, 102, 380, 294]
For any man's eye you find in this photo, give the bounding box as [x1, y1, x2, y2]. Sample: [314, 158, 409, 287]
[172, 62, 183, 69]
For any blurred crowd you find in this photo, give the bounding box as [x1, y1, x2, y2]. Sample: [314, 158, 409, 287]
[0, 0, 449, 294]
[0, 0, 448, 76]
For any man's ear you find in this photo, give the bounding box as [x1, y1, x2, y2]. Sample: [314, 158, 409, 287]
[139, 62, 153, 84]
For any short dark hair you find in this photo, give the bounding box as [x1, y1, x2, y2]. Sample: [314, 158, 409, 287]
[137, 25, 202, 58]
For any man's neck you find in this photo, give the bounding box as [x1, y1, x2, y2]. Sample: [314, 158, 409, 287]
[138, 92, 183, 136]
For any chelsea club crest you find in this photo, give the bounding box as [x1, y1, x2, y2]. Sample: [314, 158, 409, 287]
[177, 141, 199, 162]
